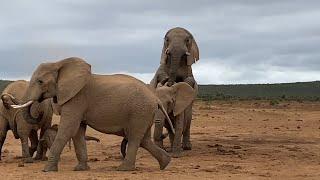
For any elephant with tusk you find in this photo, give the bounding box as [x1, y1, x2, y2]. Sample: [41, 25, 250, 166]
[0, 80, 53, 163]
[150, 27, 200, 151]
[13, 57, 174, 172]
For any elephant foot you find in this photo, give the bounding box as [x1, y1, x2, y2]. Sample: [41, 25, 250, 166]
[182, 142, 192, 150]
[29, 148, 36, 157]
[24, 157, 34, 163]
[159, 153, 171, 170]
[43, 163, 58, 172]
[34, 154, 42, 161]
[117, 160, 135, 171]
[74, 163, 90, 171]
[41, 156, 48, 161]
[172, 152, 182, 158]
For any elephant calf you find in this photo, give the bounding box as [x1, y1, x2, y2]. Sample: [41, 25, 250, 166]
[153, 82, 196, 157]
[39, 124, 100, 151]
[0, 80, 53, 163]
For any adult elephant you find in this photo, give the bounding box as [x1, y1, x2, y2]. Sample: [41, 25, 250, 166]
[13, 57, 174, 172]
[0, 80, 52, 163]
[150, 27, 200, 150]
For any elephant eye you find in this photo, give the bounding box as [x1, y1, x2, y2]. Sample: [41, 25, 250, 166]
[37, 79, 44, 85]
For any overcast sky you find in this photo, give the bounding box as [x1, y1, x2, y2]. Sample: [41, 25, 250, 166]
[0, 0, 319, 84]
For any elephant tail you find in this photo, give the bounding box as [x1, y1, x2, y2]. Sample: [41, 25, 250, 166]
[158, 103, 175, 135]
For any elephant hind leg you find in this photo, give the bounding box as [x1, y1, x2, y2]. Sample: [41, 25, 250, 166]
[140, 129, 171, 170]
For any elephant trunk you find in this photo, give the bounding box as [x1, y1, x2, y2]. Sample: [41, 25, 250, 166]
[168, 55, 180, 86]
[154, 111, 165, 148]
[21, 103, 43, 125]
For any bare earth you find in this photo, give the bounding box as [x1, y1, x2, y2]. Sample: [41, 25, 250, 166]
[0, 100, 320, 180]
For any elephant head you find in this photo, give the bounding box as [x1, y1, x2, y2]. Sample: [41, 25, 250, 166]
[12, 57, 91, 124]
[160, 27, 199, 86]
[153, 82, 195, 146]
[1, 93, 19, 109]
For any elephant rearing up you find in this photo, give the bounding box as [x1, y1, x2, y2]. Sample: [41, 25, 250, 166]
[13, 57, 174, 172]
[150, 27, 200, 151]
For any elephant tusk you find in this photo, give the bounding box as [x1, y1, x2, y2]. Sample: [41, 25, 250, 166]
[11, 101, 33, 109]
[186, 52, 191, 56]
[165, 48, 170, 54]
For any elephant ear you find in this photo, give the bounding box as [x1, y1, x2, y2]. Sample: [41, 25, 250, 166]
[160, 29, 173, 65]
[160, 42, 168, 65]
[172, 82, 195, 116]
[183, 29, 200, 65]
[56, 58, 91, 105]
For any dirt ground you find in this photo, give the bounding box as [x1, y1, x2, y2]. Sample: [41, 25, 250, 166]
[0, 100, 320, 180]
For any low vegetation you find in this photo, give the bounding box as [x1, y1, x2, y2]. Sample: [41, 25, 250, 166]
[198, 81, 320, 101]
[1, 80, 319, 101]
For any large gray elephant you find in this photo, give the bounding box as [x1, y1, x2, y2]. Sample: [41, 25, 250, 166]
[150, 27, 200, 150]
[0, 80, 53, 163]
[13, 57, 174, 172]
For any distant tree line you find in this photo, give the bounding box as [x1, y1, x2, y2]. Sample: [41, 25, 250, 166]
[1, 80, 319, 101]
[198, 81, 320, 101]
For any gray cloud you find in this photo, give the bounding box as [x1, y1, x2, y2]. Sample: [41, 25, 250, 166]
[0, 0, 319, 84]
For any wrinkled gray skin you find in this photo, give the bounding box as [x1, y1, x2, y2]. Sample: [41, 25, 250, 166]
[150, 27, 200, 151]
[16, 57, 172, 172]
[39, 124, 100, 151]
[153, 82, 195, 157]
[0, 80, 53, 163]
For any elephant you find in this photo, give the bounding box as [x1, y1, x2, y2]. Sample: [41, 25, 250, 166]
[13, 57, 175, 172]
[0, 80, 53, 163]
[121, 82, 195, 158]
[39, 124, 100, 151]
[153, 82, 195, 157]
[150, 27, 200, 151]
[150, 27, 199, 88]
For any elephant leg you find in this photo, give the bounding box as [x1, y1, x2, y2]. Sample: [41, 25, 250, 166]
[43, 106, 83, 172]
[120, 138, 128, 159]
[20, 133, 33, 163]
[182, 104, 192, 150]
[72, 123, 89, 171]
[29, 130, 38, 157]
[117, 137, 140, 171]
[140, 129, 171, 170]
[172, 114, 184, 158]
[0, 119, 8, 160]
[167, 131, 175, 152]
[117, 119, 146, 171]
[34, 128, 47, 160]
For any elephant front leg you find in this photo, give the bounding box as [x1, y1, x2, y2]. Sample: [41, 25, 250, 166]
[34, 128, 47, 161]
[171, 115, 184, 158]
[29, 130, 38, 158]
[72, 123, 89, 171]
[0, 119, 8, 161]
[182, 104, 192, 150]
[20, 135, 33, 163]
[43, 108, 83, 172]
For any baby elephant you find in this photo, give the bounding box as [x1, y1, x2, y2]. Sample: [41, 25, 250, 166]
[153, 82, 195, 157]
[39, 124, 100, 151]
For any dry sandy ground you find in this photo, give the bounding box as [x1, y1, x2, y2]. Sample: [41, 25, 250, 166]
[0, 100, 320, 180]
